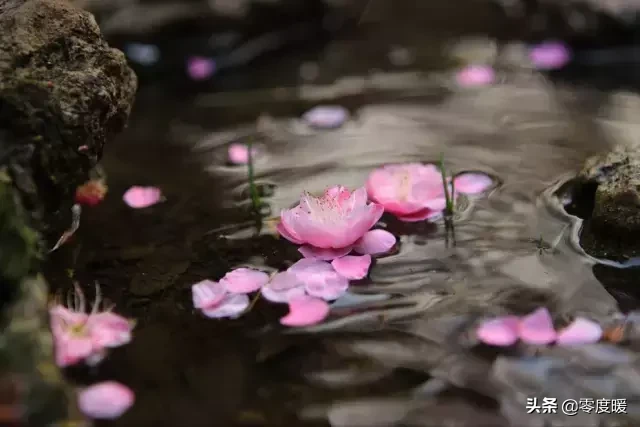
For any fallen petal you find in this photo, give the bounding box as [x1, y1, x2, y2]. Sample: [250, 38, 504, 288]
[396, 208, 438, 222]
[556, 318, 603, 346]
[476, 316, 520, 346]
[302, 105, 348, 129]
[228, 143, 258, 165]
[455, 65, 495, 87]
[299, 245, 353, 261]
[78, 381, 134, 420]
[529, 41, 571, 70]
[453, 172, 493, 195]
[191, 280, 226, 309]
[331, 255, 372, 280]
[280, 296, 330, 327]
[123, 186, 163, 209]
[124, 43, 160, 66]
[88, 312, 133, 348]
[519, 307, 557, 345]
[220, 268, 270, 294]
[353, 230, 396, 255]
[304, 273, 349, 301]
[187, 56, 216, 80]
[261, 272, 306, 303]
[201, 293, 250, 318]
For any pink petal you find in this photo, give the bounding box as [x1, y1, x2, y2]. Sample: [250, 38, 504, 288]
[455, 65, 495, 87]
[201, 293, 250, 318]
[191, 280, 226, 309]
[299, 245, 353, 261]
[304, 273, 349, 301]
[280, 296, 330, 327]
[276, 221, 305, 244]
[353, 230, 396, 255]
[54, 335, 94, 367]
[331, 255, 371, 280]
[396, 208, 439, 222]
[518, 307, 557, 345]
[228, 143, 258, 165]
[302, 105, 348, 129]
[453, 173, 493, 195]
[261, 272, 306, 303]
[187, 56, 216, 80]
[122, 186, 163, 209]
[476, 316, 520, 346]
[88, 312, 133, 348]
[556, 318, 603, 346]
[78, 381, 135, 420]
[529, 42, 571, 70]
[220, 268, 270, 294]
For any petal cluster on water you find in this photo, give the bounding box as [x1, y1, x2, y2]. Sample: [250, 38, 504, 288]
[277, 186, 396, 260]
[123, 186, 163, 208]
[476, 307, 603, 347]
[78, 381, 135, 420]
[50, 284, 134, 367]
[366, 163, 493, 222]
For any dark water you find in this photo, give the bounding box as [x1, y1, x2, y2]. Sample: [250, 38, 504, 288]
[44, 10, 640, 427]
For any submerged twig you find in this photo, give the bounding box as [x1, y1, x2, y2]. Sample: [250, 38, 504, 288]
[246, 138, 261, 214]
[438, 152, 454, 216]
[49, 204, 82, 253]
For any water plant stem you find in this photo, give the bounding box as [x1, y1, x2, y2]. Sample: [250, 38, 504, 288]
[246, 139, 261, 213]
[439, 152, 454, 215]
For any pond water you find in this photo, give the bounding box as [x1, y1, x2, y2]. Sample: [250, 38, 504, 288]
[44, 7, 640, 427]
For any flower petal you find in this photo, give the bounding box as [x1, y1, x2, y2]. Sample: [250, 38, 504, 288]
[331, 255, 371, 280]
[556, 318, 603, 346]
[191, 280, 226, 309]
[302, 105, 348, 129]
[299, 245, 353, 261]
[304, 272, 349, 301]
[395, 208, 438, 222]
[261, 272, 306, 303]
[220, 268, 270, 294]
[78, 381, 135, 420]
[476, 316, 520, 347]
[353, 230, 396, 255]
[280, 296, 330, 326]
[122, 186, 163, 209]
[529, 41, 571, 70]
[88, 312, 133, 348]
[187, 56, 216, 80]
[453, 173, 493, 195]
[201, 294, 250, 318]
[276, 221, 305, 244]
[518, 307, 557, 345]
[54, 336, 94, 367]
[455, 65, 495, 87]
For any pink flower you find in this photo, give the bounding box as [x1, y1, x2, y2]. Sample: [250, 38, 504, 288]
[78, 381, 134, 419]
[123, 186, 163, 209]
[50, 284, 134, 368]
[366, 163, 493, 222]
[277, 186, 396, 260]
[455, 65, 495, 87]
[529, 41, 571, 70]
[186, 56, 216, 81]
[476, 307, 602, 347]
[228, 143, 259, 165]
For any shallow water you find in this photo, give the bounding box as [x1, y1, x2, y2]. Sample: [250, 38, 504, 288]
[44, 15, 640, 427]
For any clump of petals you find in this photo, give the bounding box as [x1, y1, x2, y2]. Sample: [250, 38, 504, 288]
[191, 279, 249, 319]
[302, 105, 348, 129]
[455, 64, 495, 87]
[366, 163, 493, 222]
[278, 186, 387, 260]
[220, 268, 270, 293]
[78, 381, 134, 420]
[280, 296, 330, 327]
[476, 307, 602, 347]
[228, 143, 259, 165]
[75, 179, 108, 206]
[529, 41, 571, 70]
[261, 271, 307, 303]
[123, 186, 163, 209]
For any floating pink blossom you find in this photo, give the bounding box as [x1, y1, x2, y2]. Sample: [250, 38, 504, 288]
[50, 284, 134, 367]
[75, 179, 108, 206]
[455, 65, 495, 87]
[277, 186, 396, 260]
[366, 163, 493, 222]
[78, 381, 134, 420]
[476, 307, 602, 347]
[302, 105, 349, 129]
[191, 279, 250, 318]
[228, 143, 259, 165]
[288, 258, 349, 301]
[529, 41, 571, 70]
[280, 295, 330, 327]
[123, 186, 163, 209]
[187, 56, 216, 80]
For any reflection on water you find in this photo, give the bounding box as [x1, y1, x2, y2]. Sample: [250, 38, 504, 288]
[44, 22, 640, 427]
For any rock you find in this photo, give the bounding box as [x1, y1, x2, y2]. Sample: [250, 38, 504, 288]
[0, 0, 137, 424]
[576, 145, 640, 261]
